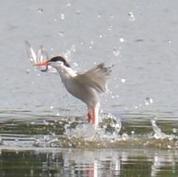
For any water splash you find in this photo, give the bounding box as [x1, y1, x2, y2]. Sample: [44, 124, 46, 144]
[151, 119, 176, 142]
[98, 114, 122, 139]
[64, 114, 122, 141]
[33, 135, 59, 147]
[145, 97, 154, 106]
[0, 114, 178, 149]
[151, 119, 167, 139]
[65, 123, 96, 138]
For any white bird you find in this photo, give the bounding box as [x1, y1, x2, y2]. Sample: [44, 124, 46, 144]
[25, 42, 112, 128]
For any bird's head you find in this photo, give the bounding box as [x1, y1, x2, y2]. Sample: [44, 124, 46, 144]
[48, 56, 70, 68]
[35, 56, 70, 72]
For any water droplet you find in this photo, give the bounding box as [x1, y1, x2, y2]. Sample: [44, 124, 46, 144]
[71, 45, 76, 52]
[138, 104, 143, 108]
[73, 62, 79, 67]
[89, 41, 94, 49]
[58, 31, 64, 37]
[53, 18, 57, 22]
[119, 38, 125, 43]
[99, 34, 103, 38]
[110, 15, 114, 19]
[90, 40, 94, 45]
[97, 14, 102, 18]
[113, 48, 120, 56]
[168, 40, 172, 45]
[30, 58, 34, 63]
[144, 97, 153, 106]
[43, 120, 49, 126]
[167, 145, 172, 149]
[131, 130, 135, 134]
[60, 13, 65, 20]
[115, 95, 120, 98]
[26, 68, 31, 74]
[108, 25, 112, 31]
[37, 73, 41, 77]
[111, 94, 120, 99]
[75, 10, 81, 15]
[50, 106, 54, 110]
[121, 78, 126, 83]
[111, 95, 115, 99]
[122, 133, 129, 141]
[172, 128, 177, 133]
[80, 41, 84, 45]
[128, 11, 135, 21]
[31, 122, 35, 125]
[37, 8, 44, 14]
[134, 106, 138, 109]
[66, 2, 71, 7]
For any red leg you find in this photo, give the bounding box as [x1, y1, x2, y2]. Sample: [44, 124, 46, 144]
[87, 112, 92, 123]
[91, 108, 95, 124]
[87, 109, 95, 124]
[87, 104, 99, 127]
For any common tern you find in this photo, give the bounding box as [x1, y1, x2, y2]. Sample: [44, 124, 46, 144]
[26, 42, 112, 128]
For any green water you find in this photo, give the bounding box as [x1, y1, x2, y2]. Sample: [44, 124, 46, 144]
[0, 148, 178, 177]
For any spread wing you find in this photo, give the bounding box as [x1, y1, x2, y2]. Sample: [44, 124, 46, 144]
[75, 63, 112, 93]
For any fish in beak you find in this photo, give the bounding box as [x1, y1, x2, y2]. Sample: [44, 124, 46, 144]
[34, 60, 49, 72]
[25, 41, 49, 72]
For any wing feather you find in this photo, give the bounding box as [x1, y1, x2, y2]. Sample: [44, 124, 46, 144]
[75, 63, 112, 93]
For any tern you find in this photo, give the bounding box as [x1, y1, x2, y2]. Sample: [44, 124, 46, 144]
[26, 42, 112, 128]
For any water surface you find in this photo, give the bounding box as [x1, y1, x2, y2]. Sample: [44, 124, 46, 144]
[1, 148, 178, 177]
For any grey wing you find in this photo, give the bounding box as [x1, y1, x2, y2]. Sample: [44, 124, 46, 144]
[75, 63, 112, 93]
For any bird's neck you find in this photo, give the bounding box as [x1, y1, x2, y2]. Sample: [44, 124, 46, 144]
[57, 65, 77, 81]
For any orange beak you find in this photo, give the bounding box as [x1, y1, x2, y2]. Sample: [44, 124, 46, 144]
[34, 60, 49, 67]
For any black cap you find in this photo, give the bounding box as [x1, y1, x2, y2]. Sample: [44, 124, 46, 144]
[49, 56, 70, 67]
